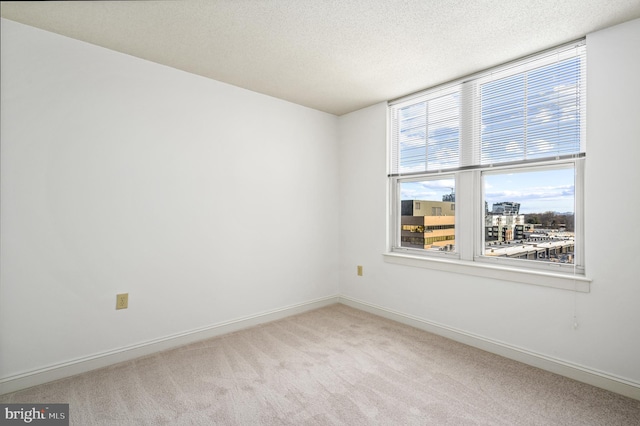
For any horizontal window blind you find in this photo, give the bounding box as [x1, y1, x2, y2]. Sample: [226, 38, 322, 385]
[389, 40, 586, 177]
[475, 42, 586, 167]
[390, 85, 460, 176]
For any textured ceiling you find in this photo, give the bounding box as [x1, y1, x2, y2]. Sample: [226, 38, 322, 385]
[2, 0, 640, 115]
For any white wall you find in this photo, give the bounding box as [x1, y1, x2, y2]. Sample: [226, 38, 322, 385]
[0, 19, 339, 381]
[338, 18, 640, 387]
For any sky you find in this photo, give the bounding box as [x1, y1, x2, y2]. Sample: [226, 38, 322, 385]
[401, 167, 575, 214]
[484, 168, 574, 214]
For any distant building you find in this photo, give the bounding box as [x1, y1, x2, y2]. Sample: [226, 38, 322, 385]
[491, 202, 520, 215]
[485, 213, 527, 242]
[401, 200, 455, 250]
[442, 191, 455, 202]
[401, 200, 454, 217]
[485, 201, 528, 242]
[484, 237, 575, 263]
[483, 200, 573, 263]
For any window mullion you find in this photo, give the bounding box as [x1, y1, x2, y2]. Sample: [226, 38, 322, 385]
[457, 81, 477, 261]
[456, 170, 474, 261]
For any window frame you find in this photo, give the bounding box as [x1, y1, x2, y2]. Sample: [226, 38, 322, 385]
[386, 40, 589, 291]
[475, 160, 585, 276]
[390, 174, 459, 260]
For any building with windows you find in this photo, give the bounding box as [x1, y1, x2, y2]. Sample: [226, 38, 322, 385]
[401, 200, 455, 250]
[490, 202, 521, 215]
[485, 211, 529, 242]
[401, 215, 456, 250]
[401, 199, 455, 217]
[485, 237, 575, 263]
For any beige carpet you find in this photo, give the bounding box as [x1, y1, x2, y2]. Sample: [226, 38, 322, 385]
[2, 304, 639, 425]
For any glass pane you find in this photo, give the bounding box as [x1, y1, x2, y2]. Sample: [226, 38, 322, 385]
[398, 102, 427, 173]
[427, 93, 460, 170]
[480, 56, 583, 165]
[483, 168, 575, 263]
[396, 91, 460, 174]
[481, 74, 526, 164]
[400, 178, 456, 252]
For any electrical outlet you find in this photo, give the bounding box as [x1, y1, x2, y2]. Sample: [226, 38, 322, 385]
[116, 293, 128, 310]
[357, 265, 363, 276]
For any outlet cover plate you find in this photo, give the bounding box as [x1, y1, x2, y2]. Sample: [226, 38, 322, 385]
[116, 293, 128, 310]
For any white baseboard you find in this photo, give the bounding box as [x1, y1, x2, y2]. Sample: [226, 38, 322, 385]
[0, 295, 339, 395]
[4, 294, 639, 401]
[338, 295, 640, 401]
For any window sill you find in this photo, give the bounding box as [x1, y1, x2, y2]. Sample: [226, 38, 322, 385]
[383, 252, 591, 293]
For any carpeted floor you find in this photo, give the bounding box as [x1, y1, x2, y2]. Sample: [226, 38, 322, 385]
[2, 304, 639, 425]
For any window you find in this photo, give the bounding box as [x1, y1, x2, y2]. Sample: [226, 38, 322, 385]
[397, 177, 456, 253]
[389, 40, 586, 278]
[481, 164, 581, 273]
